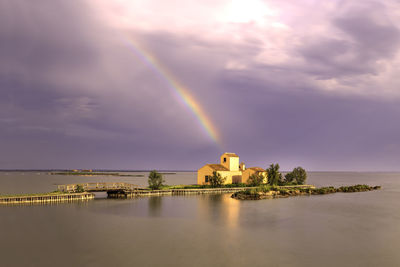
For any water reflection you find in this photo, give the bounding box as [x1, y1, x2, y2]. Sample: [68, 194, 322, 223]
[2, 172, 400, 266]
[199, 194, 240, 229]
[148, 196, 163, 217]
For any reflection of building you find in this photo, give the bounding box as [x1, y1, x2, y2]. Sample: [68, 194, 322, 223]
[198, 194, 240, 230]
[197, 153, 267, 185]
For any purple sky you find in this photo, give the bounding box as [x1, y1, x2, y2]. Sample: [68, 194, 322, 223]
[1, 0, 400, 171]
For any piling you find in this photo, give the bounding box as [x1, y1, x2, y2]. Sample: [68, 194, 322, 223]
[0, 193, 95, 205]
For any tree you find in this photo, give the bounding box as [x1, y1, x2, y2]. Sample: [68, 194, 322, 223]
[285, 167, 307, 185]
[148, 170, 165, 190]
[209, 171, 226, 187]
[247, 173, 265, 186]
[284, 172, 295, 184]
[267, 163, 282, 185]
[75, 184, 85, 193]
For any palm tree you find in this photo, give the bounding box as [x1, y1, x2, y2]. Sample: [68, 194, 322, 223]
[267, 163, 282, 185]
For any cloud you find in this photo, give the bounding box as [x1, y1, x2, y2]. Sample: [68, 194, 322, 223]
[0, 0, 224, 168]
[294, 2, 400, 80]
[91, 0, 400, 97]
[2, 0, 400, 170]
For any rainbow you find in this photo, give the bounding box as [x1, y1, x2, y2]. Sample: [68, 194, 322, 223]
[126, 38, 220, 144]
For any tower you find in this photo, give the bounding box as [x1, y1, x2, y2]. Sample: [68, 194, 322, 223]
[220, 153, 239, 171]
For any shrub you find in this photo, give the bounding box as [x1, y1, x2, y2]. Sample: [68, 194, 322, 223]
[222, 183, 248, 188]
[313, 186, 336, 194]
[259, 185, 272, 193]
[247, 173, 265, 186]
[285, 167, 307, 185]
[339, 184, 371, 192]
[148, 170, 165, 190]
[209, 171, 226, 187]
[75, 184, 85, 193]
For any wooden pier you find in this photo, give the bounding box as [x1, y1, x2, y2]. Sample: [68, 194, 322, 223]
[0, 192, 94, 205]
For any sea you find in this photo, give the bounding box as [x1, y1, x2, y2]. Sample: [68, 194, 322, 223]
[0, 171, 399, 267]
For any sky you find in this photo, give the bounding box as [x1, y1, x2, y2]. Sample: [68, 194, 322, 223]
[1, 0, 400, 171]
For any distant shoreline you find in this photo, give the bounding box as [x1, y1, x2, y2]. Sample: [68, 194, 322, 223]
[1, 170, 400, 173]
[0, 170, 193, 173]
[49, 172, 145, 177]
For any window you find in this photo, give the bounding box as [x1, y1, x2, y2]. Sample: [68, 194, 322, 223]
[223, 157, 226, 163]
[205, 175, 209, 182]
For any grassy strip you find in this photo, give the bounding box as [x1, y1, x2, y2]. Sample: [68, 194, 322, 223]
[158, 183, 255, 190]
[159, 183, 314, 190]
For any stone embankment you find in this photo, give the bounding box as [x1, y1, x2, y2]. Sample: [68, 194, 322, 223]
[232, 185, 381, 200]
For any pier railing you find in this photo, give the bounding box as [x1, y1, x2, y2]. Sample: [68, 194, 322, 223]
[57, 182, 138, 192]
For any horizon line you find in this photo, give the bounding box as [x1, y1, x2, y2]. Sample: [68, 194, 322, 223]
[1, 169, 400, 173]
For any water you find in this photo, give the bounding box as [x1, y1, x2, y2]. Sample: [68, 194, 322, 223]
[1, 172, 400, 267]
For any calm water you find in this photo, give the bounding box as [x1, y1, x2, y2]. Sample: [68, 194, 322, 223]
[1, 172, 400, 267]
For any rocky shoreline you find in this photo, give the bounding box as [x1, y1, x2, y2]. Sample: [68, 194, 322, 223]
[231, 184, 381, 200]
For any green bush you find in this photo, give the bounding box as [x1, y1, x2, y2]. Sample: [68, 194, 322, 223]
[148, 170, 165, 190]
[75, 184, 85, 193]
[258, 185, 272, 193]
[222, 183, 247, 188]
[338, 184, 371, 192]
[285, 167, 307, 185]
[209, 171, 226, 187]
[247, 173, 265, 186]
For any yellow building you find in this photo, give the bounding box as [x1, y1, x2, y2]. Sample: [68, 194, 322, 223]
[197, 153, 267, 185]
[242, 167, 268, 184]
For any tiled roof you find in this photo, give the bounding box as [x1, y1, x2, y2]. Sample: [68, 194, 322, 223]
[206, 164, 229, 171]
[221, 152, 239, 157]
[247, 167, 266, 172]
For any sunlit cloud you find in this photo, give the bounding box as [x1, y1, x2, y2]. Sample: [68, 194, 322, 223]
[88, 0, 400, 98]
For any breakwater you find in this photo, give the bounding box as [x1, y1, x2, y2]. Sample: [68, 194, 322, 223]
[0, 192, 95, 204]
[232, 184, 381, 200]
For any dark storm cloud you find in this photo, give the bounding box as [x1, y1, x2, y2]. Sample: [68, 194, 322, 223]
[2, 0, 400, 170]
[0, 1, 99, 78]
[0, 1, 222, 169]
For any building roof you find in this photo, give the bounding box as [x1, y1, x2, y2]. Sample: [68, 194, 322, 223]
[206, 164, 229, 171]
[221, 152, 239, 157]
[247, 167, 266, 172]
